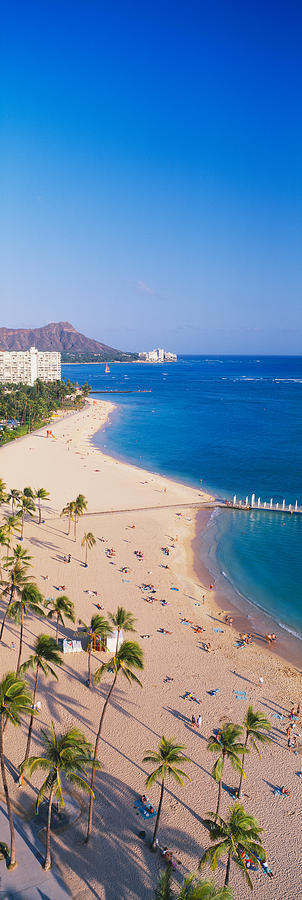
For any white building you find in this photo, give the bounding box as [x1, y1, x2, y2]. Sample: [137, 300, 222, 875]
[0, 347, 61, 385]
[138, 348, 177, 362]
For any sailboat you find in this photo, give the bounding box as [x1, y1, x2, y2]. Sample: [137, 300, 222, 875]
[105, 363, 110, 373]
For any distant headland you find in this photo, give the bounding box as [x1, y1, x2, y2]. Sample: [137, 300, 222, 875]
[0, 321, 138, 363]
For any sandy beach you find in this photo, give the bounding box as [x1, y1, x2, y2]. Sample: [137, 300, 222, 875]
[0, 399, 301, 900]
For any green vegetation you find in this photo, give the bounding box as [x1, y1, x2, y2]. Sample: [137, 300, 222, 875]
[78, 614, 112, 687]
[207, 724, 246, 818]
[81, 531, 96, 566]
[20, 635, 63, 771]
[20, 723, 95, 870]
[61, 350, 138, 363]
[86, 638, 144, 842]
[144, 737, 190, 851]
[238, 706, 272, 798]
[0, 379, 90, 445]
[0, 673, 33, 868]
[199, 805, 266, 889]
[45, 595, 76, 644]
[109, 605, 136, 654]
[154, 866, 234, 899]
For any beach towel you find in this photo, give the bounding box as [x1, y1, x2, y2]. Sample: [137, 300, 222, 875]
[213, 627, 224, 633]
[208, 689, 220, 696]
[273, 713, 284, 721]
[134, 800, 157, 819]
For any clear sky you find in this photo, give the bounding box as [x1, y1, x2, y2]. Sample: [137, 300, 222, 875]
[1, 0, 301, 353]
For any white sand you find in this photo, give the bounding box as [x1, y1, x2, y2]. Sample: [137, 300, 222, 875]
[0, 399, 301, 900]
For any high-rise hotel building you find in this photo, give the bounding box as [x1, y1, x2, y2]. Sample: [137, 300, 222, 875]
[0, 347, 61, 385]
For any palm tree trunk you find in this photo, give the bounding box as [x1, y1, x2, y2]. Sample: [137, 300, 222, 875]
[43, 784, 55, 870]
[88, 643, 92, 687]
[16, 607, 24, 673]
[225, 850, 231, 886]
[85, 543, 88, 566]
[0, 585, 14, 641]
[238, 744, 247, 798]
[74, 516, 77, 541]
[55, 615, 59, 645]
[216, 778, 222, 818]
[85, 673, 118, 843]
[21, 511, 24, 540]
[0, 712, 17, 869]
[151, 778, 165, 850]
[38, 499, 41, 525]
[23, 666, 39, 768]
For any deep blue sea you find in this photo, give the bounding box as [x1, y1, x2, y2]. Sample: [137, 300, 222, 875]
[62, 357, 302, 641]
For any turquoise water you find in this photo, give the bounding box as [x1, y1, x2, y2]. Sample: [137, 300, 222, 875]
[62, 357, 302, 639]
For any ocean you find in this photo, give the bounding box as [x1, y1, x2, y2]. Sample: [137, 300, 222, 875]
[62, 356, 302, 643]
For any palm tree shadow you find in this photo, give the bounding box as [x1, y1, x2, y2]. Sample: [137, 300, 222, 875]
[44, 770, 204, 900]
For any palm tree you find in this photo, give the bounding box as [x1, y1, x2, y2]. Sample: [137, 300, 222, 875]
[9, 583, 45, 672]
[3, 515, 22, 555]
[17, 493, 36, 539]
[0, 673, 33, 869]
[73, 493, 88, 541]
[60, 501, 75, 536]
[5, 544, 32, 567]
[0, 528, 7, 579]
[0, 479, 7, 505]
[85, 640, 144, 843]
[20, 723, 95, 870]
[81, 531, 96, 567]
[155, 866, 234, 899]
[109, 605, 136, 653]
[78, 614, 113, 687]
[207, 724, 246, 818]
[144, 737, 190, 851]
[19, 635, 63, 776]
[0, 562, 31, 641]
[238, 706, 271, 798]
[35, 488, 50, 524]
[199, 804, 266, 889]
[44, 595, 75, 643]
[7, 489, 21, 515]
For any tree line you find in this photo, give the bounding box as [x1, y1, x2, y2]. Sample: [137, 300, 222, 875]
[0, 378, 91, 444]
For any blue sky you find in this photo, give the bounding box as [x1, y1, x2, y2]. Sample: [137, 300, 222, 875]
[1, 0, 301, 353]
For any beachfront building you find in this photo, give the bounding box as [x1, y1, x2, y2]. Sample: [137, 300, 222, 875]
[139, 348, 177, 362]
[0, 346, 61, 385]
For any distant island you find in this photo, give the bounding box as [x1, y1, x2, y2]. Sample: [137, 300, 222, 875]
[0, 321, 138, 363]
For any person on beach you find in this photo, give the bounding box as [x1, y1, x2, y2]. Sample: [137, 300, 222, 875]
[197, 714, 202, 728]
[191, 715, 196, 727]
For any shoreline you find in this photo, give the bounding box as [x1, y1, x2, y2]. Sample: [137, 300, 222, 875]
[192, 510, 302, 672]
[92, 400, 302, 673]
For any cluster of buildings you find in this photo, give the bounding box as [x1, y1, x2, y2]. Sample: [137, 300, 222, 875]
[138, 348, 177, 363]
[0, 347, 61, 386]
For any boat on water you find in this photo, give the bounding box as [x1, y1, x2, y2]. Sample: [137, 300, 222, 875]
[105, 363, 110, 373]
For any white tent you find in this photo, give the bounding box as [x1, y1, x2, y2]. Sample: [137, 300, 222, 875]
[106, 629, 123, 654]
[59, 639, 82, 653]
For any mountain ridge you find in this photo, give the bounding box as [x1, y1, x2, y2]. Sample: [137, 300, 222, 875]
[0, 322, 137, 362]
